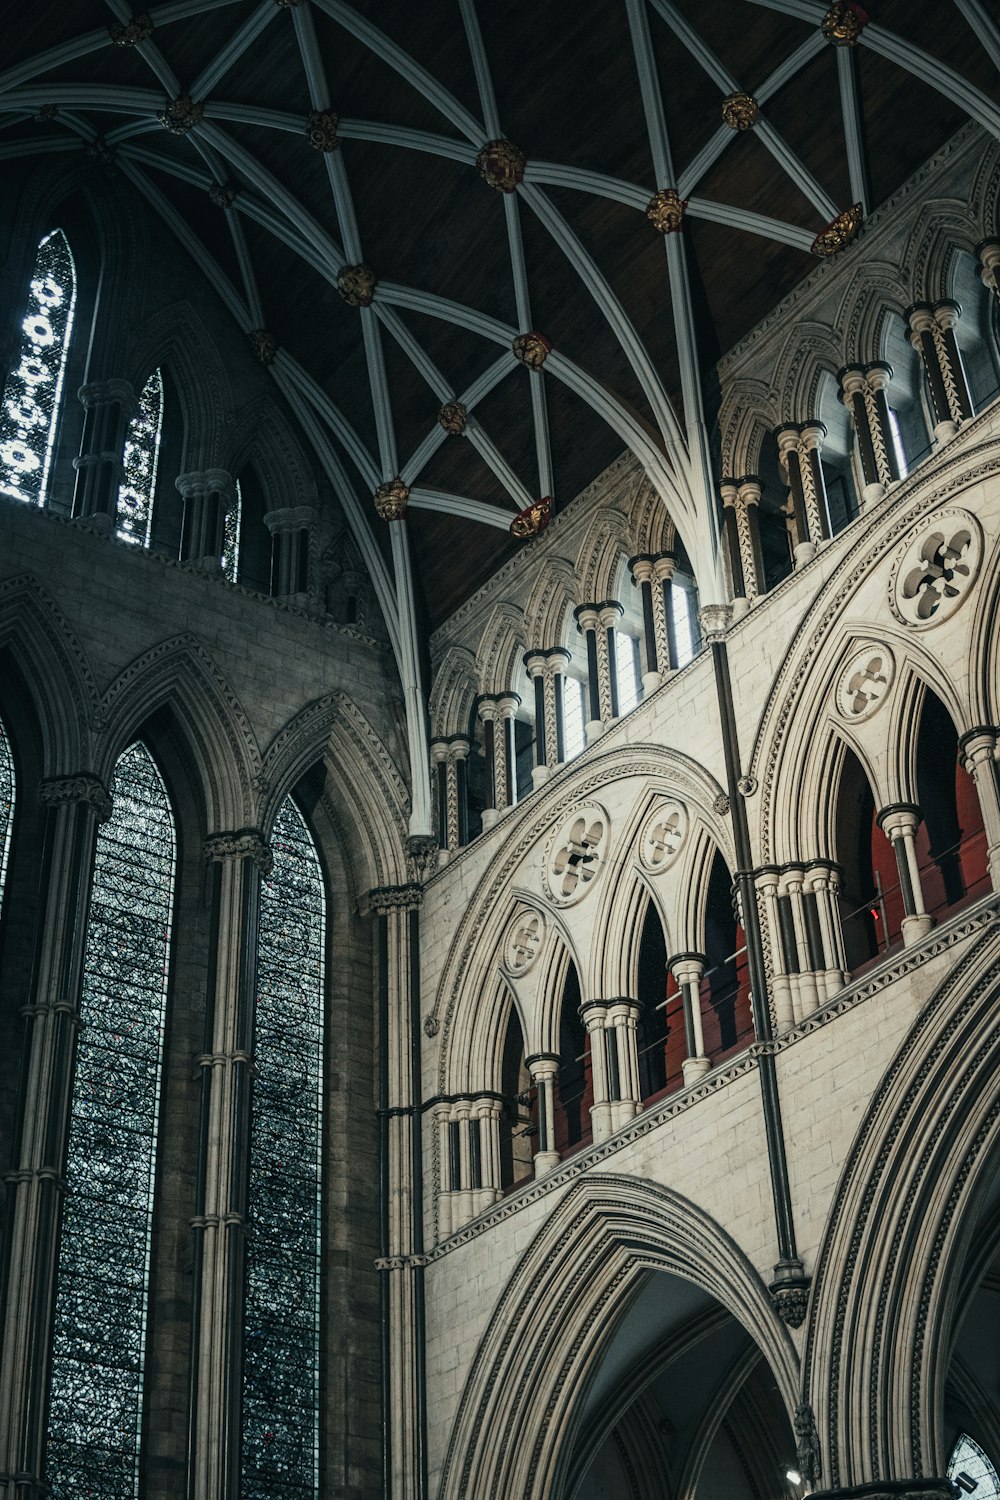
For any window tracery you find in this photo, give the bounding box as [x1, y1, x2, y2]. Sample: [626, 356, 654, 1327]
[0, 228, 76, 507]
[223, 477, 242, 583]
[0, 712, 14, 908]
[46, 741, 175, 1499]
[949, 1433, 1000, 1498]
[242, 795, 325, 1499]
[115, 369, 164, 547]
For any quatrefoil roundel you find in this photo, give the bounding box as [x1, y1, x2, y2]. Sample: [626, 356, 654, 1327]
[638, 800, 687, 874]
[503, 909, 545, 976]
[888, 508, 982, 629]
[544, 805, 610, 905]
[835, 643, 895, 721]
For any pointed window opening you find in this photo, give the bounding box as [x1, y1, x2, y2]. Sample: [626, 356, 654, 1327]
[223, 477, 242, 582]
[0, 712, 14, 911]
[46, 741, 175, 1499]
[948, 1433, 1000, 1498]
[116, 369, 164, 547]
[0, 228, 77, 507]
[242, 795, 325, 1499]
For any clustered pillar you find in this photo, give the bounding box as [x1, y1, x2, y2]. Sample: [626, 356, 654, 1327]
[775, 422, 832, 565]
[71, 378, 136, 531]
[906, 300, 973, 443]
[523, 647, 572, 785]
[720, 477, 765, 611]
[960, 728, 1000, 892]
[0, 773, 111, 1499]
[526, 1053, 561, 1173]
[430, 735, 470, 861]
[263, 504, 314, 599]
[574, 601, 624, 741]
[757, 863, 849, 1029]
[477, 693, 520, 828]
[670, 953, 711, 1085]
[838, 362, 899, 506]
[877, 803, 934, 946]
[578, 1000, 641, 1144]
[435, 1097, 502, 1236]
[628, 552, 679, 691]
[177, 468, 235, 571]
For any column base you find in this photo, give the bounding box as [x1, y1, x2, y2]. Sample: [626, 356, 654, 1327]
[862, 481, 886, 508]
[73, 510, 113, 536]
[794, 540, 817, 568]
[610, 1099, 639, 1131]
[437, 848, 451, 869]
[772, 976, 795, 1033]
[823, 968, 849, 999]
[682, 1056, 711, 1085]
[531, 765, 550, 790]
[585, 720, 604, 745]
[481, 808, 499, 830]
[933, 420, 959, 445]
[730, 595, 751, 621]
[589, 1102, 613, 1143]
[641, 670, 663, 696]
[533, 1150, 560, 1176]
[901, 912, 934, 945]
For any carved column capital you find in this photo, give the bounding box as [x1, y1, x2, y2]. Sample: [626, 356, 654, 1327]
[203, 828, 273, 874]
[367, 882, 423, 914]
[38, 772, 112, 822]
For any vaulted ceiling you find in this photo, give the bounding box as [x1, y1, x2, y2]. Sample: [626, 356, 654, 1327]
[3, 0, 999, 635]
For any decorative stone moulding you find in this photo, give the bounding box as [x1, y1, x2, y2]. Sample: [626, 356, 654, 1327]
[811, 202, 864, 257]
[646, 187, 688, 234]
[158, 94, 203, 134]
[306, 109, 340, 151]
[476, 139, 526, 193]
[820, 0, 869, 45]
[721, 92, 759, 130]
[510, 495, 552, 539]
[512, 331, 551, 369]
[888, 508, 982, 629]
[337, 263, 376, 307]
[208, 181, 239, 208]
[503, 908, 545, 976]
[373, 477, 409, 521]
[109, 12, 153, 45]
[835, 643, 895, 721]
[638, 801, 687, 875]
[437, 400, 467, 435]
[249, 329, 278, 365]
[544, 805, 610, 906]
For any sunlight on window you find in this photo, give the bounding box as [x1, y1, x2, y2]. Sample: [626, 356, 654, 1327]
[563, 678, 587, 760]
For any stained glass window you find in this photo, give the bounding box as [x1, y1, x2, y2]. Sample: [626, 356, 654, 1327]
[0, 713, 15, 909]
[46, 742, 175, 1500]
[563, 677, 587, 760]
[243, 796, 325, 1498]
[223, 477, 242, 582]
[0, 229, 76, 507]
[116, 370, 164, 547]
[949, 1433, 1000, 1497]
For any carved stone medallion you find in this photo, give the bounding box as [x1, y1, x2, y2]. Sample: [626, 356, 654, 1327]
[544, 805, 609, 905]
[503, 909, 545, 976]
[888, 508, 982, 628]
[638, 801, 687, 874]
[835, 643, 895, 721]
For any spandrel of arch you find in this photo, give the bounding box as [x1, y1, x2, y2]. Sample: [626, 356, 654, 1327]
[948, 1432, 1000, 1498]
[243, 795, 325, 1499]
[0, 229, 77, 508]
[45, 741, 175, 1500]
[223, 477, 242, 583]
[0, 712, 14, 907]
[115, 369, 164, 547]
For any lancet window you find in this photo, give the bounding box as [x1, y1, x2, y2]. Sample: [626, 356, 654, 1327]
[223, 477, 242, 583]
[948, 1432, 1000, 1498]
[46, 741, 175, 1499]
[0, 228, 76, 507]
[115, 369, 164, 546]
[242, 795, 325, 1499]
[0, 712, 14, 908]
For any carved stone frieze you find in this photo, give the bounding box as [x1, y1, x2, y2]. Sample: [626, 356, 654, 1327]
[158, 94, 203, 134]
[771, 1281, 809, 1328]
[888, 507, 982, 628]
[204, 829, 273, 874]
[337, 262, 376, 307]
[368, 883, 423, 914]
[646, 187, 687, 234]
[475, 138, 526, 193]
[406, 833, 438, 881]
[794, 1401, 822, 1484]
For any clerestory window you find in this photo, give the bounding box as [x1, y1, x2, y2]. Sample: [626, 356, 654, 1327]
[0, 229, 77, 508]
[115, 369, 164, 547]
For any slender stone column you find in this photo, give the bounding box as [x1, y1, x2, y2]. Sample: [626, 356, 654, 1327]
[371, 881, 427, 1500]
[188, 827, 270, 1500]
[574, 603, 622, 741]
[543, 648, 572, 769]
[670, 953, 710, 1085]
[959, 727, 1000, 891]
[599, 602, 625, 721]
[71, 378, 136, 531]
[653, 553, 680, 675]
[526, 1053, 560, 1173]
[430, 740, 449, 856]
[472, 1099, 502, 1215]
[448, 736, 470, 848]
[720, 481, 747, 609]
[579, 1002, 612, 1144]
[523, 652, 550, 789]
[0, 773, 111, 1500]
[907, 302, 956, 442]
[263, 504, 315, 599]
[433, 1103, 455, 1240]
[477, 694, 520, 828]
[606, 999, 641, 1128]
[722, 478, 765, 608]
[781, 866, 820, 1020]
[803, 861, 849, 997]
[177, 468, 235, 571]
[775, 427, 812, 565]
[628, 555, 661, 692]
[453, 1099, 473, 1224]
[799, 422, 832, 540]
[877, 803, 934, 945]
[756, 867, 795, 1032]
[978, 237, 1000, 301]
[839, 362, 898, 505]
[932, 300, 974, 422]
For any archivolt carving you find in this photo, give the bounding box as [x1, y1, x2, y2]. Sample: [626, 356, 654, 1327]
[0, 572, 98, 772]
[903, 198, 983, 303]
[578, 508, 632, 602]
[127, 299, 234, 466]
[429, 644, 478, 737]
[774, 322, 842, 418]
[803, 920, 1000, 1490]
[523, 556, 578, 647]
[440, 1173, 799, 1500]
[630, 476, 676, 558]
[223, 392, 319, 511]
[717, 380, 777, 480]
[836, 262, 911, 362]
[476, 602, 527, 697]
[94, 632, 261, 828]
